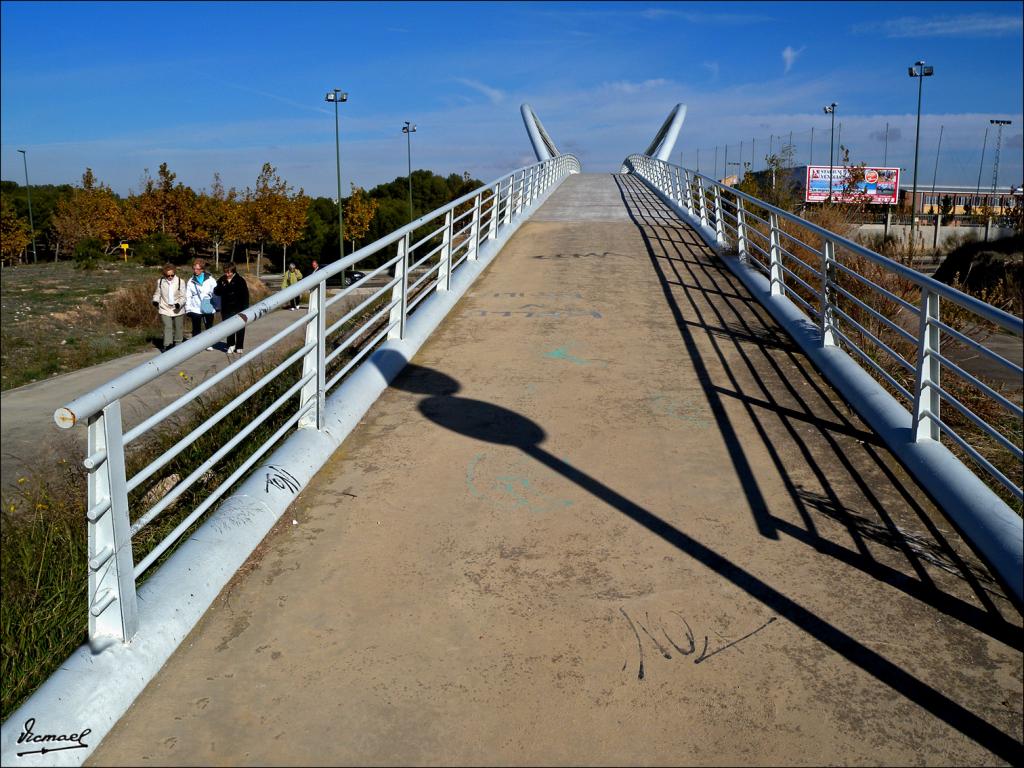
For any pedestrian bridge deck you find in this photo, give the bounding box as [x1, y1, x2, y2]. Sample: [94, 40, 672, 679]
[90, 174, 1023, 765]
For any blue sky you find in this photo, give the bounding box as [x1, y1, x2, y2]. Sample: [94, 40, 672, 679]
[2, 1, 1022, 197]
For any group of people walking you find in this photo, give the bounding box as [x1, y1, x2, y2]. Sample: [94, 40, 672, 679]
[152, 259, 250, 354]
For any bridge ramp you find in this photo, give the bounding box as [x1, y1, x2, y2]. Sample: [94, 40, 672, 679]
[91, 174, 1023, 765]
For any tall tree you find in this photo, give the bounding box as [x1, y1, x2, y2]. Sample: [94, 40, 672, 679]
[0, 197, 31, 266]
[51, 169, 123, 253]
[197, 173, 238, 269]
[343, 184, 379, 255]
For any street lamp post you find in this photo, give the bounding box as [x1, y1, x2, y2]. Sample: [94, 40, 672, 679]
[989, 119, 1012, 202]
[908, 60, 934, 250]
[16, 149, 37, 263]
[823, 103, 837, 203]
[325, 89, 348, 279]
[402, 122, 417, 224]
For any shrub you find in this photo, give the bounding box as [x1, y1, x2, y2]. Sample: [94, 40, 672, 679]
[135, 233, 181, 267]
[108, 280, 161, 329]
[72, 237, 104, 269]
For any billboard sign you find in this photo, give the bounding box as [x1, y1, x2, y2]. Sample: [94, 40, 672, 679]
[805, 166, 900, 204]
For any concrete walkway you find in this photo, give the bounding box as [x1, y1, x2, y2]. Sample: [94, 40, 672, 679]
[91, 175, 1022, 765]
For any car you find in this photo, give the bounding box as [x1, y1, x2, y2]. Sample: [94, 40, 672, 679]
[344, 271, 366, 287]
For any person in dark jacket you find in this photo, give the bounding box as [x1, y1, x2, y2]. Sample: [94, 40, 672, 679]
[214, 262, 250, 353]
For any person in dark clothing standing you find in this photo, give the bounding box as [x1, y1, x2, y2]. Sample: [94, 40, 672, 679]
[214, 262, 250, 353]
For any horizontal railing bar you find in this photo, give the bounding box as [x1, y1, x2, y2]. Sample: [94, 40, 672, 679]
[775, 226, 822, 258]
[783, 284, 821, 318]
[129, 369, 314, 537]
[927, 410, 1024, 500]
[933, 318, 1024, 378]
[133, 401, 314, 578]
[935, 386, 1023, 461]
[410, 242, 444, 272]
[777, 244, 820, 277]
[832, 306, 916, 373]
[934, 351, 1024, 420]
[324, 254, 402, 312]
[126, 340, 314, 494]
[408, 220, 449, 253]
[325, 296, 401, 366]
[740, 208, 771, 228]
[326, 319, 398, 392]
[409, 260, 442, 295]
[833, 328, 915, 403]
[744, 253, 770, 276]
[830, 258, 921, 316]
[325, 275, 401, 339]
[408, 279, 439, 313]
[778, 261, 821, 299]
[123, 312, 314, 446]
[744, 239, 770, 262]
[831, 282, 919, 346]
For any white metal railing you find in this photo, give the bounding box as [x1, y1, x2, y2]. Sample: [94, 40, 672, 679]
[622, 153, 1023, 505]
[56, 153, 580, 645]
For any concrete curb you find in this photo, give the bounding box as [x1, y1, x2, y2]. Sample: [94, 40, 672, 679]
[0, 175, 573, 767]
[635, 174, 1023, 608]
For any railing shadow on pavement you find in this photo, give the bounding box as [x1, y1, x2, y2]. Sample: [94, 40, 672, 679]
[611, 174, 1022, 648]
[372, 349, 1023, 763]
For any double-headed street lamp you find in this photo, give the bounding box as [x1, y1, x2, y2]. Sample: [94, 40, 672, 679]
[823, 103, 837, 203]
[325, 89, 348, 271]
[908, 60, 934, 248]
[16, 149, 37, 264]
[402, 122, 417, 224]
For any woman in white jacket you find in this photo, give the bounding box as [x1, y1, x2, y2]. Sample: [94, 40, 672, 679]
[185, 259, 217, 349]
[152, 263, 186, 352]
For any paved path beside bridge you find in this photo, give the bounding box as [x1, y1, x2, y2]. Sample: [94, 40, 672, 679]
[91, 175, 1022, 765]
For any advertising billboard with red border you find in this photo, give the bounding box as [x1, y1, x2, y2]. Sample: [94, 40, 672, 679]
[805, 166, 900, 204]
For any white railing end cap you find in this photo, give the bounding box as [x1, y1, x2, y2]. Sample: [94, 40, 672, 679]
[54, 407, 77, 429]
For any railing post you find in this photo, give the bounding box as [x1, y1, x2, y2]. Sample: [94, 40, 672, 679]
[503, 176, 514, 225]
[713, 184, 725, 244]
[436, 209, 452, 292]
[768, 211, 783, 296]
[388, 235, 408, 340]
[912, 289, 941, 441]
[489, 185, 501, 241]
[515, 172, 524, 215]
[299, 281, 326, 429]
[469, 194, 481, 260]
[736, 197, 749, 260]
[683, 170, 695, 216]
[697, 176, 709, 229]
[86, 400, 138, 644]
[820, 239, 838, 346]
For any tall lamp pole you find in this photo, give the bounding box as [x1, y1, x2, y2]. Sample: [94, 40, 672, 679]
[823, 103, 837, 203]
[908, 60, 934, 249]
[989, 119, 1012, 210]
[325, 89, 348, 277]
[402, 121, 417, 224]
[16, 149, 37, 263]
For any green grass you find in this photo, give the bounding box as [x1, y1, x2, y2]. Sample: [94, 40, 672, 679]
[1, 261, 162, 391]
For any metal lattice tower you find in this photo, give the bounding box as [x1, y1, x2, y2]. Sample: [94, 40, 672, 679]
[990, 119, 1011, 197]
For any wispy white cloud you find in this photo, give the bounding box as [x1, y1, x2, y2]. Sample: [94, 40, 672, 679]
[640, 8, 771, 24]
[454, 78, 505, 105]
[782, 45, 806, 74]
[852, 13, 1022, 38]
[603, 79, 669, 95]
[702, 61, 720, 81]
